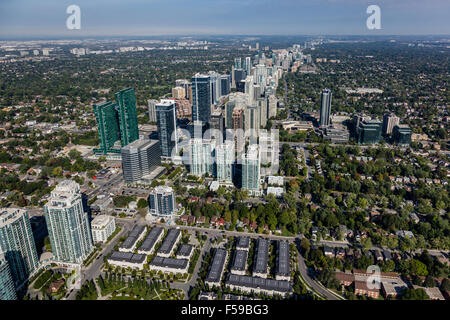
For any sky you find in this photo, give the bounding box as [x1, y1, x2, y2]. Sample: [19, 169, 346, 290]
[0, 0, 449, 39]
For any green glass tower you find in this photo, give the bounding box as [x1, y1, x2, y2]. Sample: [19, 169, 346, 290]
[93, 101, 121, 154]
[393, 125, 412, 145]
[115, 88, 139, 147]
[357, 120, 382, 144]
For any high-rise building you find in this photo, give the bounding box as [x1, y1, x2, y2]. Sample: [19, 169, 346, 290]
[115, 88, 139, 147]
[121, 139, 161, 184]
[232, 108, 245, 130]
[172, 87, 186, 99]
[44, 181, 93, 264]
[357, 120, 382, 144]
[319, 89, 332, 128]
[148, 99, 158, 123]
[0, 255, 17, 300]
[208, 71, 221, 104]
[382, 113, 400, 135]
[209, 112, 224, 141]
[225, 101, 236, 129]
[0, 209, 39, 288]
[156, 100, 178, 158]
[93, 101, 121, 154]
[241, 145, 261, 195]
[244, 57, 252, 76]
[393, 125, 412, 145]
[189, 138, 215, 176]
[192, 74, 212, 124]
[267, 94, 278, 119]
[148, 186, 176, 216]
[215, 142, 234, 183]
[234, 57, 242, 70]
[233, 69, 246, 90]
[220, 74, 231, 96]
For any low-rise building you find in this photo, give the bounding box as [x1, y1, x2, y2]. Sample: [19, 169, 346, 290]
[137, 227, 164, 255]
[354, 280, 379, 298]
[148, 256, 188, 274]
[91, 215, 116, 243]
[236, 237, 250, 251]
[176, 244, 194, 260]
[275, 241, 290, 281]
[107, 251, 146, 270]
[205, 248, 227, 287]
[230, 250, 248, 275]
[225, 274, 291, 297]
[253, 239, 269, 278]
[118, 225, 146, 252]
[157, 229, 182, 257]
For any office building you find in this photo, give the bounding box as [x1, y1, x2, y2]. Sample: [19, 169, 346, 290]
[220, 74, 231, 96]
[382, 113, 400, 135]
[215, 142, 234, 183]
[156, 99, 178, 158]
[148, 186, 176, 216]
[319, 89, 332, 128]
[93, 101, 121, 154]
[209, 112, 224, 141]
[357, 120, 382, 144]
[121, 139, 161, 184]
[241, 145, 261, 195]
[148, 99, 158, 123]
[115, 88, 139, 147]
[44, 180, 93, 264]
[0, 255, 17, 300]
[192, 74, 212, 123]
[323, 125, 350, 143]
[232, 108, 245, 130]
[393, 125, 412, 145]
[0, 209, 39, 288]
[91, 215, 116, 243]
[189, 138, 214, 176]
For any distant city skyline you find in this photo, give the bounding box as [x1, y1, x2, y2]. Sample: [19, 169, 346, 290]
[0, 0, 449, 39]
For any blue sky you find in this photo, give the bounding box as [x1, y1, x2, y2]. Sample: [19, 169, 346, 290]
[0, 0, 449, 38]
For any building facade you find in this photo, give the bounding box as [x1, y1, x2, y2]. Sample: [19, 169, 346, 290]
[192, 74, 212, 124]
[0, 255, 17, 300]
[148, 186, 176, 216]
[156, 100, 178, 158]
[91, 215, 116, 243]
[115, 88, 139, 147]
[319, 89, 332, 128]
[93, 101, 121, 154]
[44, 181, 93, 264]
[121, 139, 161, 184]
[0, 209, 39, 288]
[241, 145, 261, 195]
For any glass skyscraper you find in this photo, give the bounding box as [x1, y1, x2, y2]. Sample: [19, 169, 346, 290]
[0, 255, 17, 300]
[192, 74, 212, 124]
[0, 208, 39, 288]
[148, 186, 176, 216]
[93, 88, 140, 154]
[115, 88, 139, 147]
[44, 180, 93, 264]
[121, 139, 161, 184]
[319, 89, 332, 128]
[216, 142, 234, 183]
[93, 101, 121, 154]
[357, 120, 382, 144]
[241, 144, 261, 195]
[156, 99, 177, 158]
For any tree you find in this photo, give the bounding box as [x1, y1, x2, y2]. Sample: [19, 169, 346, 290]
[423, 275, 435, 288]
[408, 259, 428, 277]
[399, 288, 429, 300]
[137, 198, 148, 209]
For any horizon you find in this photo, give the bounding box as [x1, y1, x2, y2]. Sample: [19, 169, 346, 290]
[1, 0, 449, 39]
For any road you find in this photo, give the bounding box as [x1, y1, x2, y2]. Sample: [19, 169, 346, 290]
[296, 251, 342, 300]
[169, 238, 211, 299]
[66, 217, 138, 300]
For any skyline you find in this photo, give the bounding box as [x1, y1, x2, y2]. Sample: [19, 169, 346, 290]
[0, 0, 449, 39]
